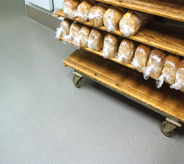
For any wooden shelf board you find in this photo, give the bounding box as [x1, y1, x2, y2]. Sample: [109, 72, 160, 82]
[64, 49, 184, 123]
[59, 37, 135, 70]
[55, 9, 184, 57]
[96, 0, 184, 22]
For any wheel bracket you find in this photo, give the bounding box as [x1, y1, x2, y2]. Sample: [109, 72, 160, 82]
[73, 70, 83, 78]
[166, 117, 182, 127]
[162, 117, 182, 136]
[163, 122, 177, 134]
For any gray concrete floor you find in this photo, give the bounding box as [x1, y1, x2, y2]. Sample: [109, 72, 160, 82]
[1, 0, 184, 164]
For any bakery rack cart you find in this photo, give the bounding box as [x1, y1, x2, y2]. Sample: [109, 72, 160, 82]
[55, 0, 184, 137]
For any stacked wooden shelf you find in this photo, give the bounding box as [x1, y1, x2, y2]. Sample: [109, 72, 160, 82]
[55, 9, 184, 57]
[56, 0, 184, 136]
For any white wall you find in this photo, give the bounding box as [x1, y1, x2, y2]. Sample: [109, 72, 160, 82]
[25, 0, 53, 10]
[54, 0, 64, 9]
[25, 0, 64, 12]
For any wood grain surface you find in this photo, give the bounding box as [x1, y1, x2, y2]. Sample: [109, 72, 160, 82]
[55, 9, 184, 57]
[95, 0, 184, 22]
[64, 49, 184, 123]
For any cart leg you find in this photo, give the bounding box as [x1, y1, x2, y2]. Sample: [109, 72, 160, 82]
[161, 117, 182, 137]
[73, 70, 83, 88]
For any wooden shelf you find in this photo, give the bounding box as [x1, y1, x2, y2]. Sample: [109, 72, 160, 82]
[55, 9, 184, 58]
[59, 37, 135, 70]
[96, 0, 184, 22]
[64, 49, 184, 123]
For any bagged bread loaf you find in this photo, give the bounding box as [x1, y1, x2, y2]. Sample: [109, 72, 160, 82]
[77, 0, 96, 22]
[170, 60, 184, 92]
[143, 49, 166, 80]
[64, 22, 82, 44]
[55, 19, 72, 39]
[102, 34, 119, 58]
[103, 6, 126, 32]
[88, 3, 108, 27]
[74, 25, 91, 48]
[131, 45, 151, 73]
[156, 54, 180, 88]
[87, 28, 104, 51]
[63, 0, 80, 20]
[119, 10, 152, 36]
[116, 39, 136, 64]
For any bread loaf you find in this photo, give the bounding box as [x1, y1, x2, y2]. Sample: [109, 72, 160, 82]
[88, 3, 108, 27]
[103, 6, 126, 32]
[68, 22, 82, 43]
[60, 19, 73, 37]
[131, 45, 151, 73]
[170, 60, 184, 92]
[119, 10, 152, 36]
[102, 34, 119, 58]
[78, 25, 91, 48]
[143, 49, 166, 80]
[55, 19, 72, 39]
[156, 54, 180, 88]
[87, 28, 104, 51]
[116, 39, 136, 64]
[77, 0, 96, 22]
[63, 0, 80, 20]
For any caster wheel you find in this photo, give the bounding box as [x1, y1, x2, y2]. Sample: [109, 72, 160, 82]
[161, 121, 174, 137]
[73, 75, 82, 88]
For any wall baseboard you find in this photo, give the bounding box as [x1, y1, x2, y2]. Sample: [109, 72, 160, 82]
[26, 5, 61, 30]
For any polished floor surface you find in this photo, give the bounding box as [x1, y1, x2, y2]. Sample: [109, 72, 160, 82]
[0, 0, 184, 164]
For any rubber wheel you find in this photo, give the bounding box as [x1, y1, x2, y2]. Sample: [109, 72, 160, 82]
[73, 76, 82, 88]
[161, 121, 174, 137]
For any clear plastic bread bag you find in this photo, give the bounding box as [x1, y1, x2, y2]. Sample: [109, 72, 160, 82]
[143, 49, 166, 80]
[88, 3, 108, 27]
[63, 0, 80, 20]
[87, 29, 104, 51]
[72, 25, 91, 49]
[131, 45, 151, 73]
[170, 60, 184, 92]
[116, 39, 136, 64]
[103, 6, 126, 32]
[56, 27, 62, 40]
[62, 22, 82, 46]
[156, 54, 180, 88]
[102, 34, 118, 58]
[55, 20, 72, 40]
[119, 10, 152, 36]
[77, 0, 96, 22]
